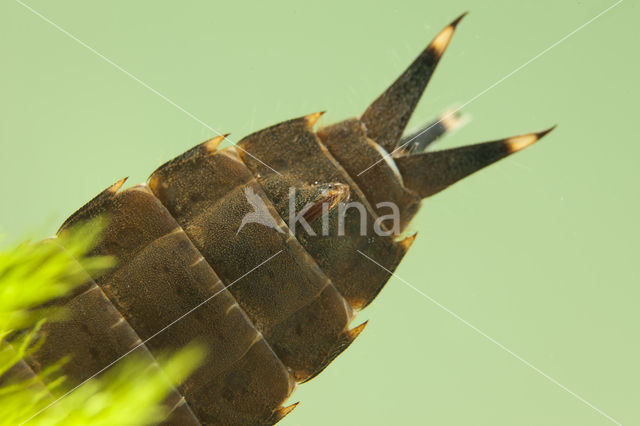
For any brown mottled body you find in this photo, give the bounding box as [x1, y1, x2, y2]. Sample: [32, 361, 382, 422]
[4, 13, 554, 425]
[18, 242, 199, 423]
[318, 118, 421, 230]
[57, 185, 295, 424]
[148, 146, 359, 382]
[237, 116, 412, 310]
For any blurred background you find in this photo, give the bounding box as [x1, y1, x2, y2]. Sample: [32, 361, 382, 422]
[1, 0, 638, 424]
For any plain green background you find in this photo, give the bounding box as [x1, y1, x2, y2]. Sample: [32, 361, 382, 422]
[1, 0, 638, 425]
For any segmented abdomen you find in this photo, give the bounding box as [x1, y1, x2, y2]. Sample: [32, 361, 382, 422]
[18, 114, 409, 425]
